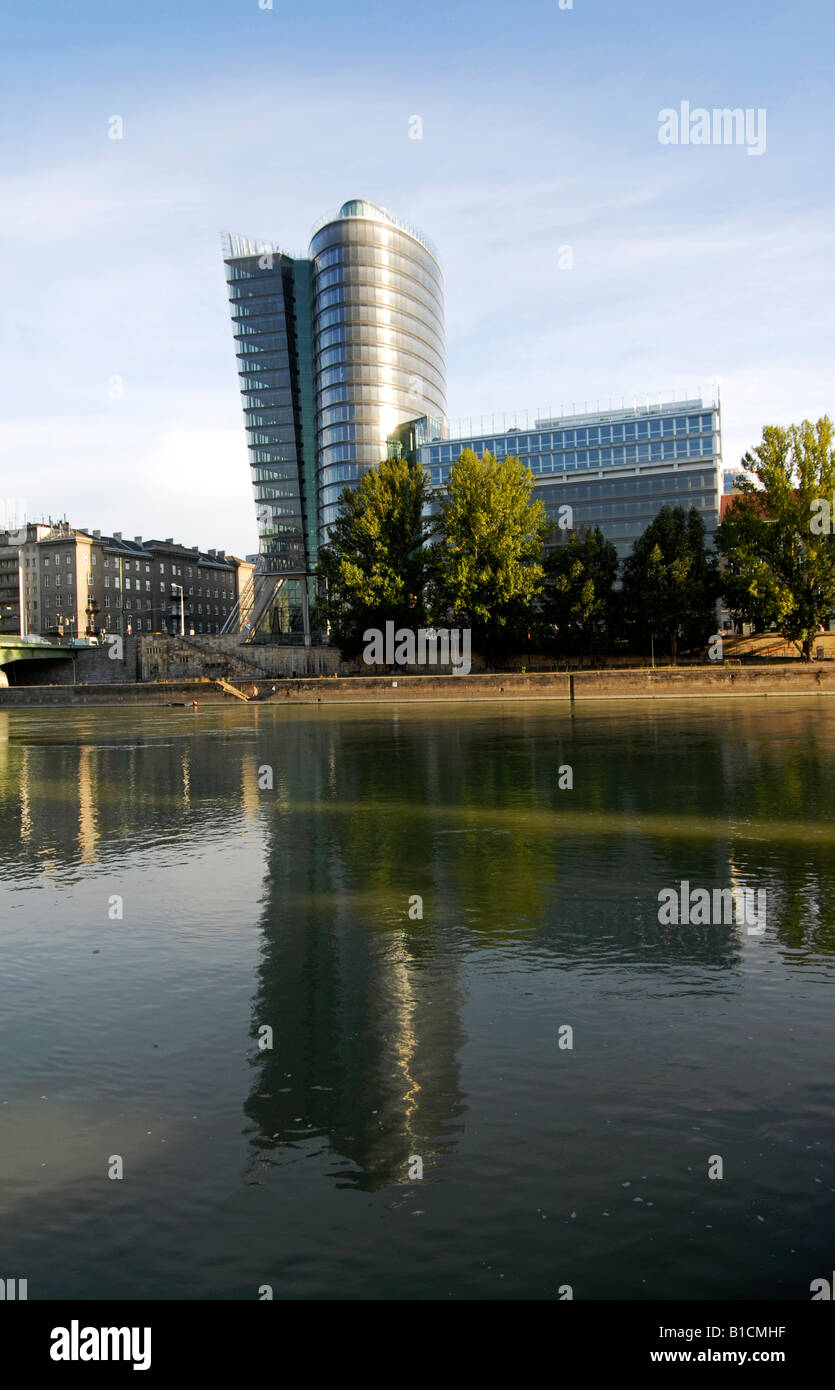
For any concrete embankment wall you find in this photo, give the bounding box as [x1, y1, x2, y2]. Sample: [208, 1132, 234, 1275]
[3, 664, 835, 706]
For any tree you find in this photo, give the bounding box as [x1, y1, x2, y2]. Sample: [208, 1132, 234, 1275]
[544, 527, 618, 656]
[316, 457, 436, 658]
[432, 449, 549, 660]
[716, 418, 835, 659]
[621, 505, 718, 662]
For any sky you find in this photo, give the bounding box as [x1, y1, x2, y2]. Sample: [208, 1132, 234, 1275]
[1, 0, 833, 556]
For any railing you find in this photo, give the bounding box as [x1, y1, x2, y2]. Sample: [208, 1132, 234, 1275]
[441, 388, 721, 443]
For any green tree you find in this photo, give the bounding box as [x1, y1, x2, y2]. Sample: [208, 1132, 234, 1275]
[433, 448, 548, 660]
[544, 527, 618, 656]
[316, 457, 436, 658]
[716, 418, 835, 659]
[621, 505, 718, 662]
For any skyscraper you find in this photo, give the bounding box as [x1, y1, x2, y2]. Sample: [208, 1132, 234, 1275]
[223, 201, 447, 641]
[309, 200, 446, 538]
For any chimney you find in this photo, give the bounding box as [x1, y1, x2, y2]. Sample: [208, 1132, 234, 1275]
[113, 531, 122, 540]
[92, 530, 101, 539]
[165, 538, 173, 544]
[134, 535, 142, 543]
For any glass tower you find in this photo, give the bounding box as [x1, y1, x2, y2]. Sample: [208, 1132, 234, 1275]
[224, 203, 447, 630]
[310, 201, 447, 539]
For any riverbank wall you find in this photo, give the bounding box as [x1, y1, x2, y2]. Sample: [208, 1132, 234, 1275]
[3, 664, 835, 706]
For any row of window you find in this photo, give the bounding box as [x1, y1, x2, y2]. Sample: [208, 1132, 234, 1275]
[423, 414, 715, 464]
[38, 553, 233, 581]
[315, 335, 446, 384]
[313, 242, 443, 302]
[314, 305, 445, 358]
[426, 437, 715, 483]
[313, 269, 443, 319]
[42, 594, 230, 615]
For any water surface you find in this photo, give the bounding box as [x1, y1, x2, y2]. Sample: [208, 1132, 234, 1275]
[0, 699, 833, 1299]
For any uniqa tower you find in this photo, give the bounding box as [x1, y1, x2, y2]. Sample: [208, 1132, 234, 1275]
[223, 200, 447, 642]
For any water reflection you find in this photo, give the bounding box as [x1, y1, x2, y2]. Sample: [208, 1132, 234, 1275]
[1, 702, 834, 1201]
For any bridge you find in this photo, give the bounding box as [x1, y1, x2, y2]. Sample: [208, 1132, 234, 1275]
[0, 635, 75, 670]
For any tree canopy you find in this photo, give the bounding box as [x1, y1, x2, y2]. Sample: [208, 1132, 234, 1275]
[717, 418, 835, 658]
[544, 526, 618, 655]
[621, 505, 719, 661]
[316, 456, 436, 658]
[433, 448, 549, 658]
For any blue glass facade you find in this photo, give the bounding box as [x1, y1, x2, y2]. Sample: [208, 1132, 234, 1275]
[223, 236, 316, 575]
[416, 399, 723, 559]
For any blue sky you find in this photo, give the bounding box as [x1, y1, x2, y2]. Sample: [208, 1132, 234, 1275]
[1, 0, 833, 555]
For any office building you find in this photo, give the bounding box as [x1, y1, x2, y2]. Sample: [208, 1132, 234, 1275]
[223, 200, 446, 639]
[224, 198, 722, 634]
[411, 394, 723, 560]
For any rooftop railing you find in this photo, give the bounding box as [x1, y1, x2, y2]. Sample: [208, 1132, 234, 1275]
[440, 386, 721, 442]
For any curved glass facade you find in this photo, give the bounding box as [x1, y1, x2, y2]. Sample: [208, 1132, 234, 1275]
[310, 201, 446, 539]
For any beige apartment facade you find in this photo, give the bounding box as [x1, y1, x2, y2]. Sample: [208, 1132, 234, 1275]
[5, 523, 253, 639]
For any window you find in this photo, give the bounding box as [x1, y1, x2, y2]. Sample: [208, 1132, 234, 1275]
[83, 553, 89, 565]
[92, 553, 97, 565]
[160, 582, 165, 593]
[65, 554, 71, 565]
[146, 619, 151, 630]
[126, 597, 131, 609]
[145, 564, 150, 574]
[145, 581, 150, 592]
[104, 576, 110, 588]
[134, 560, 140, 572]
[159, 563, 164, 574]
[125, 578, 131, 590]
[104, 557, 110, 567]
[44, 556, 50, 566]
[43, 575, 49, 588]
